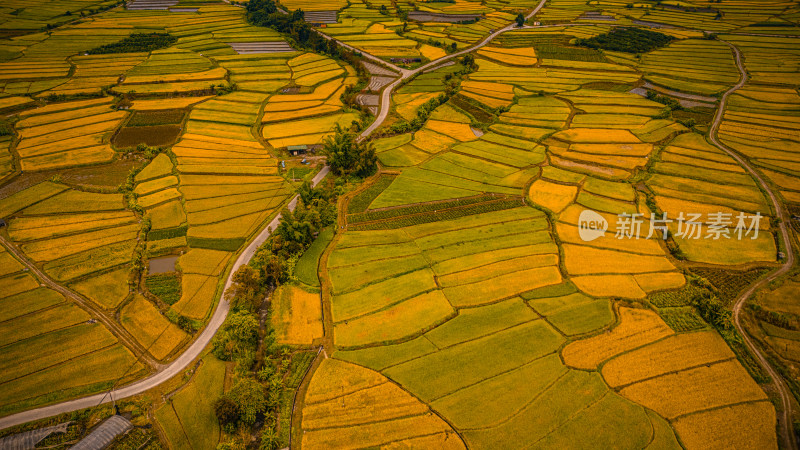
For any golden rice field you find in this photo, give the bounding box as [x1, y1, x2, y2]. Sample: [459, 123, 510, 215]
[0, 242, 144, 416]
[271, 285, 324, 346]
[0, 0, 793, 448]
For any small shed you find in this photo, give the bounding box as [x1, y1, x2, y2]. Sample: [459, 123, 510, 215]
[288, 145, 308, 156]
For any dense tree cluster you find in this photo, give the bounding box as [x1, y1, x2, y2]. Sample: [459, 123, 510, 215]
[246, 0, 334, 55]
[692, 291, 731, 330]
[211, 181, 337, 445]
[249, 182, 337, 285]
[322, 125, 377, 178]
[212, 311, 260, 365]
[86, 33, 177, 54]
[575, 27, 674, 53]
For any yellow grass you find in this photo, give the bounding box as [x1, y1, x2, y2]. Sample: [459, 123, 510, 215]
[460, 91, 512, 109]
[303, 358, 460, 448]
[420, 44, 447, 61]
[562, 244, 676, 275]
[528, 180, 578, 213]
[263, 100, 322, 112]
[304, 383, 429, 430]
[334, 291, 454, 347]
[619, 359, 768, 419]
[302, 411, 455, 449]
[602, 331, 735, 387]
[461, 80, 514, 95]
[267, 78, 342, 103]
[22, 224, 139, 262]
[477, 46, 537, 66]
[553, 128, 641, 143]
[443, 266, 562, 306]
[305, 358, 385, 405]
[8, 211, 134, 242]
[262, 113, 358, 140]
[570, 143, 653, 156]
[305, 383, 431, 430]
[412, 129, 456, 154]
[438, 254, 558, 287]
[561, 307, 673, 369]
[123, 67, 227, 84]
[425, 120, 477, 142]
[71, 267, 131, 309]
[18, 97, 111, 119]
[179, 249, 231, 276]
[120, 295, 188, 361]
[394, 92, 438, 121]
[132, 96, 213, 110]
[262, 105, 340, 123]
[571, 274, 647, 299]
[672, 402, 777, 450]
[173, 274, 217, 320]
[555, 223, 664, 256]
[383, 433, 465, 450]
[0, 272, 40, 298]
[0, 248, 24, 277]
[272, 285, 323, 346]
[634, 272, 686, 293]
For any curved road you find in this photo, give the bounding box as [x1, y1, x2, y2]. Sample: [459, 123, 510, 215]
[8, 1, 795, 442]
[708, 42, 797, 450]
[0, 236, 162, 371]
[360, 0, 548, 139]
[0, 0, 548, 431]
[0, 167, 329, 431]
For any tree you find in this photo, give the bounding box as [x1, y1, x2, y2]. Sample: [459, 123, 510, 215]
[226, 265, 262, 311]
[259, 426, 279, 450]
[322, 125, 377, 177]
[515, 13, 525, 27]
[462, 53, 475, 69]
[228, 377, 267, 424]
[212, 311, 259, 361]
[214, 397, 239, 426]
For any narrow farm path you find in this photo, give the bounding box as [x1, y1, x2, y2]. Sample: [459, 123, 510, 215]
[0, 0, 563, 431]
[0, 168, 330, 430]
[359, 0, 548, 139]
[0, 235, 163, 371]
[709, 41, 797, 450]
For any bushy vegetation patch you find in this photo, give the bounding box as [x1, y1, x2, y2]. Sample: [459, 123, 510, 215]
[87, 33, 177, 55]
[146, 272, 181, 305]
[576, 27, 674, 53]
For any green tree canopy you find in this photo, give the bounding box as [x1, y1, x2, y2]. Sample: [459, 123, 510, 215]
[323, 124, 377, 178]
[228, 377, 267, 424]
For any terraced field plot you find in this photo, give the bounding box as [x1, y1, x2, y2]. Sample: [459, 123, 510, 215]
[0, 0, 794, 448]
[0, 242, 144, 416]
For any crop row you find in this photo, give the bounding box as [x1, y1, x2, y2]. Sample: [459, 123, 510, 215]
[348, 198, 523, 231]
[347, 174, 397, 214]
[348, 194, 521, 224]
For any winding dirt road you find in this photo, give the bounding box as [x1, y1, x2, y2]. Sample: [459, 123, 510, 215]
[360, 0, 548, 139]
[0, 167, 330, 431]
[0, 0, 549, 431]
[6, 2, 794, 444]
[0, 235, 162, 371]
[708, 41, 797, 450]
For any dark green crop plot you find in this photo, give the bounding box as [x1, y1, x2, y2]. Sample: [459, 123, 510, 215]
[576, 27, 675, 53]
[146, 272, 181, 305]
[87, 33, 177, 54]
